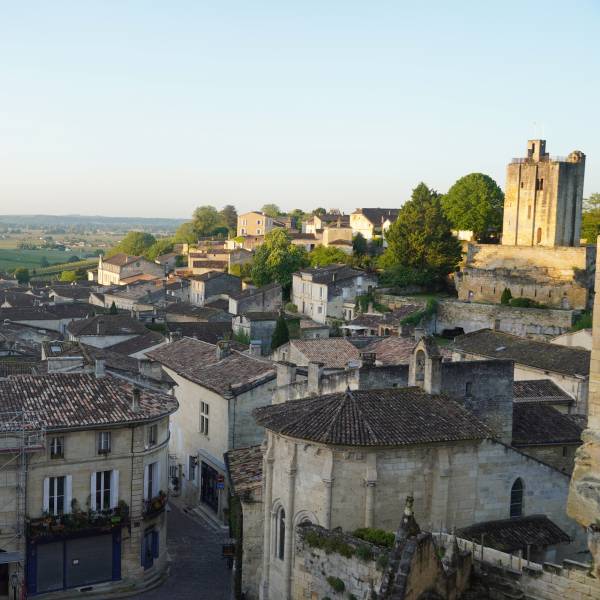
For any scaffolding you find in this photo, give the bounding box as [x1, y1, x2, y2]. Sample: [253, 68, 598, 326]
[0, 411, 45, 590]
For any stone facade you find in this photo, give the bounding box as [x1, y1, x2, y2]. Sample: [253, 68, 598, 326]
[189, 272, 241, 306]
[237, 212, 277, 237]
[434, 298, 577, 340]
[502, 140, 585, 247]
[229, 284, 282, 316]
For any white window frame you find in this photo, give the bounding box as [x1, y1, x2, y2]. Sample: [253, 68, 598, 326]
[90, 470, 119, 511]
[98, 431, 111, 454]
[144, 462, 159, 500]
[49, 436, 64, 459]
[148, 424, 157, 447]
[200, 401, 209, 436]
[43, 475, 72, 516]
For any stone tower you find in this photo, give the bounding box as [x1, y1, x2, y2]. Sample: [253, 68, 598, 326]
[568, 236, 600, 576]
[502, 140, 585, 247]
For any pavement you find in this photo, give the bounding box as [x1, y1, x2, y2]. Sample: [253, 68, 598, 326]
[132, 501, 232, 600]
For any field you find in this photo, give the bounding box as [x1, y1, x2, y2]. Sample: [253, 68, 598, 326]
[0, 248, 87, 272]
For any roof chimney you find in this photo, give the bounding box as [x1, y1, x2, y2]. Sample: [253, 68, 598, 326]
[132, 387, 141, 412]
[95, 359, 105, 378]
[249, 340, 262, 356]
[360, 352, 376, 368]
[216, 340, 231, 360]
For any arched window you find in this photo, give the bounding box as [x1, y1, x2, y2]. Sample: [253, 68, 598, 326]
[415, 350, 426, 382]
[510, 478, 524, 518]
[277, 507, 285, 560]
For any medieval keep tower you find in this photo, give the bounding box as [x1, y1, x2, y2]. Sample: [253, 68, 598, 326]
[502, 140, 585, 247]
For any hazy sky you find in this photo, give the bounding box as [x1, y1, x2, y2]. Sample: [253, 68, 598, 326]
[0, 1, 598, 218]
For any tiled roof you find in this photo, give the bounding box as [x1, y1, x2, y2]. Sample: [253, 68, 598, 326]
[512, 403, 583, 446]
[225, 445, 263, 494]
[457, 515, 570, 552]
[230, 282, 281, 300]
[108, 331, 166, 356]
[299, 319, 328, 330]
[453, 329, 590, 378]
[166, 321, 233, 344]
[102, 253, 141, 267]
[192, 260, 227, 269]
[0, 292, 36, 307]
[0, 373, 177, 430]
[287, 338, 361, 368]
[0, 304, 95, 322]
[254, 387, 491, 446]
[147, 337, 275, 396]
[297, 264, 365, 285]
[49, 286, 91, 300]
[205, 298, 230, 311]
[360, 337, 450, 366]
[241, 312, 279, 321]
[165, 303, 227, 320]
[67, 314, 148, 337]
[354, 208, 400, 226]
[513, 379, 574, 404]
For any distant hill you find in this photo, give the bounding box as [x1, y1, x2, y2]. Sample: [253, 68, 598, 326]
[0, 214, 186, 232]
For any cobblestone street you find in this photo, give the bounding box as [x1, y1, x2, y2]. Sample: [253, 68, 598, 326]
[132, 502, 232, 600]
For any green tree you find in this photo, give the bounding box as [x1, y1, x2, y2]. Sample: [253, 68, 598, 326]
[500, 287, 512, 305]
[441, 173, 504, 240]
[173, 222, 197, 244]
[352, 232, 368, 256]
[380, 182, 462, 288]
[312, 207, 326, 216]
[289, 209, 306, 229]
[308, 245, 348, 267]
[59, 270, 77, 282]
[261, 204, 281, 218]
[250, 229, 308, 295]
[112, 231, 157, 256]
[109, 301, 118, 314]
[14, 267, 30, 284]
[271, 314, 290, 350]
[145, 238, 174, 261]
[192, 206, 222, 237]
[220, 205, 238, 233]
[581, 193, 600, 244]
[40, 256, 49, 268]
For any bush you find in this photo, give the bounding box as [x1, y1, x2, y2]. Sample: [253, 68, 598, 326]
[509, 298, 547, 309]
[400, 298, 438, 326]
[285, 302, 298, 313]
[572, 311, 592, 331]
[326, 576, 345, 593]
[355, 544, 374, 561]
[500, 287, 512, 305]
[352, 528, 395, 548]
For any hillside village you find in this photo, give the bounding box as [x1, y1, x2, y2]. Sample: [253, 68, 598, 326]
[0, 139, 599, 600]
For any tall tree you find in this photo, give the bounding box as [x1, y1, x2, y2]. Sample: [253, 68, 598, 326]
[261, 204, 281, 218]
[145, 238, 174, 261]
[441, 173, 504, 240]
[14, 267, 30, 284]
[192, 206, 221, 237]
[381, 182, 462, 287]
[308, 245, 348, 267]
[289, 209, 306, 229]
[173, 222, 197, 244]
[250, 229, 308, 294]
[312, 207, 326, 216]
[111, 231, 156, 256]
[220, 205, 238, 233]
[582, 193, 600, 244]
[352, 232, 368, 256]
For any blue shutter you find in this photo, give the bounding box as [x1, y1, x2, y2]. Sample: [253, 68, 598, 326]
[152, 530, 159, 558]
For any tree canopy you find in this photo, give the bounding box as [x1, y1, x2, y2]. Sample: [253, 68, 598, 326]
[192, 206, 222, 237]
[441, 173, 504, 240]
[380, 182, 462, 288]
[14, 267, 30, 284]
[173, 222, 197, 244]
[261, 204, 281, 218]
[145, 238, 174, 261]
[582, 193, 600, 244]
[352, 232, 367, 256]
[250, 229, 308, 294]
[220, 205, 238, 233]
[112, 231, 156, 256]
[308, 245, 348, 267]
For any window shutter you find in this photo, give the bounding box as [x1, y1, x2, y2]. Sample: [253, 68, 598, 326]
[143, 464, 149, 501]
[65, 475, 73, 514]
[110, 470, 119, 509]
[42, 478, 50, 513]
[90, 472, 97, 511]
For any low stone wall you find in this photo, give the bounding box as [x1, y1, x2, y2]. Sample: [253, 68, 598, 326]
[434, 299, 576, 340]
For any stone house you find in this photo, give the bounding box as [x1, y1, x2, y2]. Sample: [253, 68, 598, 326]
[237, 212, 279, 237]
[67, 314, 150, 349]
[154, 252, 178, 272]
[291, 265, 376, 324]
[189, 271, 241, 307]
[96, 253, 164, 287]
[147, 338, 276, 522]
[188, 249, 252, 275]
[350, 208, 399, 239]
[551, 328, 592, 350]
[232, 312, 279, 355]
[303, 213, 349, 235]
[453, 329, 589, 414]
[0, 304, 94, 335]
[48, 285, 91, 304]
[297, 319, 330, 339]
[228, 283, 282, 316]
[0, 371, 177, 598]
[270, 338, 361, 370]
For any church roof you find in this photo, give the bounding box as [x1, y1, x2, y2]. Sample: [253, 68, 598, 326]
[253, 387, 491, 447]
[512, 403, 583, 446]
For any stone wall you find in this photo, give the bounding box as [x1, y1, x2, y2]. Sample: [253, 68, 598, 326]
[454, 243, 595, 310]
[434, 299, 576, 340]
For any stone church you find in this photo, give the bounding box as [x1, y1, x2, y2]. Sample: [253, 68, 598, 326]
[230, 338, 585, 599]
[455, 139, 594, 310]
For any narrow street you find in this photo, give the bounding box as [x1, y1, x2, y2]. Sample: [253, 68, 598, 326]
[133, 503, 232, 600]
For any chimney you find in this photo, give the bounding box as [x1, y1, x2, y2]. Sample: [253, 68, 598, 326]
[249, 340, 262, 356]
[307, 361, 324, 394]
[139, 359, 163, 381]
[170, 331, 182, 343]
[132, 387, 141, 412]
[216, 340, 231, 360]
[276, 362, 297, 387]
[95, 359, 105, 379]
[360, 352, 376, 368]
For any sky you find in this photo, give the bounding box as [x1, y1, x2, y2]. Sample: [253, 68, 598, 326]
[0, 1, 598, 218]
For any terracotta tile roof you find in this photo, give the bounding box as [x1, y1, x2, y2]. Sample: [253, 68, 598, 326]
[102, 253, 141, 267]
[0, 304, 95, 322]
[67, 314, 148, 337]
[457, 515, 570, 552]
[512, 403, 583, 446]
[287, 338, 361, 368]
[253, 387, 491, 446]
[513, 379, 574, 404]
[0, 372, 177, 430]
[192, 260, 227, 269]
[362, 336, 452, 366]
[147, 337, 275, 396]
[166, 321, 233, 344]
[119, 273, 161, 285]
[453, 329, 590, 378]
[108, 331, 166, 356]
[225, 445, 263, 494]
[230, 282, 281, 300]
[241, 312, 279, 321]
[165, 303, 228, 321]
[297, 264, 365, 285]
[205, 298, 229, 311]
[49, 286, 91, 300]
